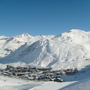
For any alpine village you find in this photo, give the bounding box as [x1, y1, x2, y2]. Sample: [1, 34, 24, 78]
[0, 65, 78, 82]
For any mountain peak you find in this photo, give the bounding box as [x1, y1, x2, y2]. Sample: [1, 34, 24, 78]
[69, 29, 87, 33]
[15, 33, 32, 38]
[21, 33, 32, 37]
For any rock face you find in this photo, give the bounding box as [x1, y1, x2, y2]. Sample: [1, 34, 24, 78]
[0, 29, 90, 70]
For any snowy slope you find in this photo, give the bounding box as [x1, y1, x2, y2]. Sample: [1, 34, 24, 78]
[0, 29, 90, 70]
[0, 75, 42, 90]
[61, 78, 90, 90]
[0, 66, 90, 90]
[0, 75, 75, 90]
[60, 65, 90, 90]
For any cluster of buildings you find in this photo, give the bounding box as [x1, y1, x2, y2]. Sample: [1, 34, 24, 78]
[0, 65, 78, 82]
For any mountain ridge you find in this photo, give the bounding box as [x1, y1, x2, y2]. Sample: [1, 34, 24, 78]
[0, 29, 90, 70]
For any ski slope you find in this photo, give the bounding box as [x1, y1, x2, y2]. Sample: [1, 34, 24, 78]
[0, 29, 90, 70]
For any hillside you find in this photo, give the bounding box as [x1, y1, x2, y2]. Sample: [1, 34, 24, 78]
[0, 29, 90, 70]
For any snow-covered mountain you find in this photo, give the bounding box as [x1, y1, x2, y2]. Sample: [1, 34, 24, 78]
[0, 29, 90, 70]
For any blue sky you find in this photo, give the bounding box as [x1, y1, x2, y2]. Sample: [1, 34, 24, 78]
[0, 0, 90, 36]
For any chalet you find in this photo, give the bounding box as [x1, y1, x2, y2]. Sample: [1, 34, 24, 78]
[51, 70, 66, 75]
[2, 71, 12, 76]
[64, 68, 78, 75]
[14, 72, 25, 76]
[54, 77, 63, 82]
[38, 74, 49, 80]
[38, 67, 52, 72]
[6, 65, 15, 71]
